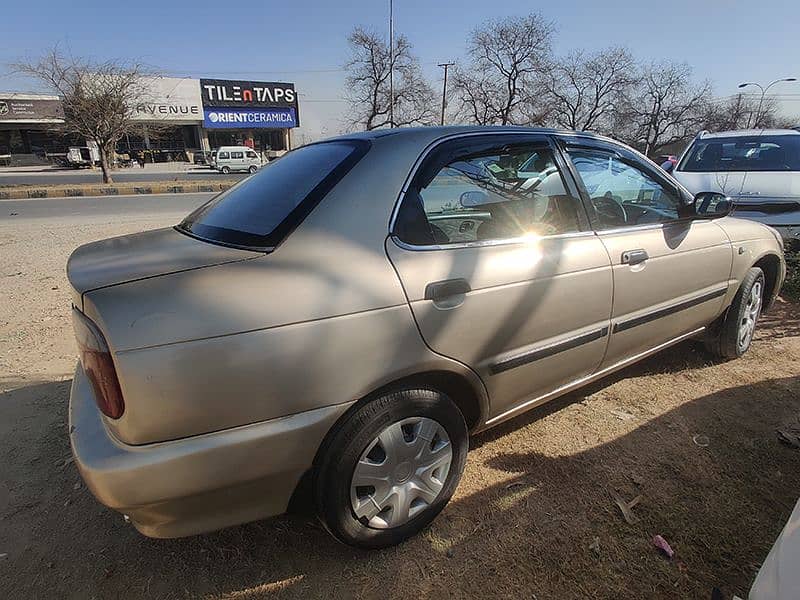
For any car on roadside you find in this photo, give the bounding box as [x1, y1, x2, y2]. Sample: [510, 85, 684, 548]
[749, 497, 800, 599]
[670, 129, 800, 250]
[213, 145, 262, 174]
[193, 151, 210, 165]
[657, 154, 678, 171]
[67, 126, 785, 549]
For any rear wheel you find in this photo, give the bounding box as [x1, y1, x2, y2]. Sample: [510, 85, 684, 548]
[705, 267, 764, 359]
[221, 166, 230, 174]
[314, 388, 468, 549]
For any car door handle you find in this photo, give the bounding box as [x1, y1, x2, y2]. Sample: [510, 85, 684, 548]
[424, 278, 471, 301]
[621, 249, 649, 265]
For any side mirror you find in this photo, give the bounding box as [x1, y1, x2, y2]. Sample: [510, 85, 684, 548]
[693, 192, 733, 217]
[661, 160, 675, 173]
[460, 190, 490, 207]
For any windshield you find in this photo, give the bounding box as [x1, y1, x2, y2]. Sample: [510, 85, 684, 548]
[678, 134, 800, 172]
[179, 140, 368, 249]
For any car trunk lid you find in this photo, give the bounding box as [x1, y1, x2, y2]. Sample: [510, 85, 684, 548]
[67, 227, 263, 308]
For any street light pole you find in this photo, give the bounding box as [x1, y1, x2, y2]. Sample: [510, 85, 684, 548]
[389, 0, 394, 128]
[438, 62, 455, 126]
[738, 77, 797, 127]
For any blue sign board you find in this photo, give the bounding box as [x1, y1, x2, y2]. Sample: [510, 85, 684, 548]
[203, 107, 297, 129]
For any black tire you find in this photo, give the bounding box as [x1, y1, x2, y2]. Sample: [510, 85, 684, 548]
[248, 165, 258, 174]
[704, 267, 765, 359]
[221, 166, 230, 174]
[313, 388, 468, 549]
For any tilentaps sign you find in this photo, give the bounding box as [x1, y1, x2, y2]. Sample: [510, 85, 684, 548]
[200, 79, 297, 109]
[132, 77, 203, 122]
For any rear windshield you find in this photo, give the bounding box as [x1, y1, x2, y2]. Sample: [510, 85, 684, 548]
[678, 135, 800, 172]
[178, 140, 369, 249]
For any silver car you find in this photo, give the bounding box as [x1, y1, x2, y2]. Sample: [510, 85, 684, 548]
[68, 126, 785, 548]
[672, 128, 800, 249]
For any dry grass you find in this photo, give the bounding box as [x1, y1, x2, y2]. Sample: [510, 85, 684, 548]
[1, 216, 799, 599]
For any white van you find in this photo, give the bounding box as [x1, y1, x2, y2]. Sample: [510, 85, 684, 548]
[213, 146, 262, 174]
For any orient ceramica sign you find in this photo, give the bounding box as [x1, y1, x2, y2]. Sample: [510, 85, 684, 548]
[200, 79, 299, 129]
[132, 77, 203, 123]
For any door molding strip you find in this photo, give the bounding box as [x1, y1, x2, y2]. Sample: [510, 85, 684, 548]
[489, 327, 609, 375]
[483, 326, 706, 427]
[612, 286, 728, 334]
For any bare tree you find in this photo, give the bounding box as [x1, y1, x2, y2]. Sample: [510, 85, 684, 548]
[615, 61, 711, 157]
[14, 49, 152, 183]
[546, 47, 637, 133]
[344, 27, 436, 130]
[702, 93, 795, 131]
[450, 14, 555, 126]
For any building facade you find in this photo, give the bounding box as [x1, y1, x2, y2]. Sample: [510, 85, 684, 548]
[0, 77, 299, 165]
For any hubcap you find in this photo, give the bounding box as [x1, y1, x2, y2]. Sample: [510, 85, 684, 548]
[738, 279, 762, 351]
[350, 417, 452, 529]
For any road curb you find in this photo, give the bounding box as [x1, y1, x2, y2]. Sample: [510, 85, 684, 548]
[0, 180, 236, 200]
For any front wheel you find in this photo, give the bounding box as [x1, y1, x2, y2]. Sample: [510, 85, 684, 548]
[248, 165, 258, 174]
[704, 267, 765, 359]
[314, 388, 468, 549]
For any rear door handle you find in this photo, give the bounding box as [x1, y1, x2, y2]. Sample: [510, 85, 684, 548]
[424, 278, 471, 301]
[621, 249, 649, 265]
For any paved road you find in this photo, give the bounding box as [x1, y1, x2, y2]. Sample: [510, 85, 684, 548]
[0, 192, 214, 222]
[0, 169, 247, 186]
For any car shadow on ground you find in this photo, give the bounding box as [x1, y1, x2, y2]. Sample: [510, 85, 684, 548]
[2, 341, 799, 599]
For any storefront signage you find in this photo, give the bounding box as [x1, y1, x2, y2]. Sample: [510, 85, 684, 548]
[0, 96, 63, 122]
[132, 77, 203, 122]
[203, 107, 297, 129]
[200, 79, 297, 109]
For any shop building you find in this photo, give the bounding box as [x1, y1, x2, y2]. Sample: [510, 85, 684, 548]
[0, 93, 68, 165]
[0, 76, 299, 165]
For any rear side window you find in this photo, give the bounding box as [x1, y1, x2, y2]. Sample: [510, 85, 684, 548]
[394, 140, 579, 246]
[679, 135, 800, 172]
[231, 151, 244, 159]
[179, 140, 369, 249]
[218, 151, 230, 159]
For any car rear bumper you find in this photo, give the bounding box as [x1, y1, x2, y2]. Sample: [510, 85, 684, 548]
[69, 362, 351, 538]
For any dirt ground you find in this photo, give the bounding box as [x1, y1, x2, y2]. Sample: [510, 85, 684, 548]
[1, 213, 800, 599]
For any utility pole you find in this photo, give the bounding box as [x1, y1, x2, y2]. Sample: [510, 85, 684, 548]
[389, 0, 394, 128]
[438, 62, 455, 126]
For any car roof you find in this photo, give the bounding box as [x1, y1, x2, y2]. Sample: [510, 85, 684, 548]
[698, 128, 800, 139]
[325, 125, 612, 145]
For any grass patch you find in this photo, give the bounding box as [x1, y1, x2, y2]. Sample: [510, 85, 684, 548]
[784, 250, 800, 301]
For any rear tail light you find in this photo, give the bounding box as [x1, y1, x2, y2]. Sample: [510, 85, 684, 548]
[72, 308, 125, 419]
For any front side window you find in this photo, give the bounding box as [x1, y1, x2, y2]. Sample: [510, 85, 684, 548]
[394, 144, 580, 245]
[568, 149, 682, 229]
[179, 140, 368, 249]
[246, 151, 258, 159]
[678, 135, 800, 172]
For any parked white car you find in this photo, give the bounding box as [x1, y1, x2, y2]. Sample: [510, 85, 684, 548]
[213, 146, 262, 174]
[671, 129, 800, 249]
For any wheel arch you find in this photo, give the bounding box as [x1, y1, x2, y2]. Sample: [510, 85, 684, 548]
[753, 252, 782, 312]
[288, 368, 487, 514]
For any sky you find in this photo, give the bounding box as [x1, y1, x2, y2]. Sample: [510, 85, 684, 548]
[2, 0, 799, 140]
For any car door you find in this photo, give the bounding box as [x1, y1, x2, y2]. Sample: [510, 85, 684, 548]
[230, 150, 245, 170]
[563, 141, 733, 368]
[386, 133, 613, 424]
[246, 150, 260, 169]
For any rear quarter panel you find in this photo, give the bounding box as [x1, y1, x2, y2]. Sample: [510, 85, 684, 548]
[84, 130, 489, 445]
